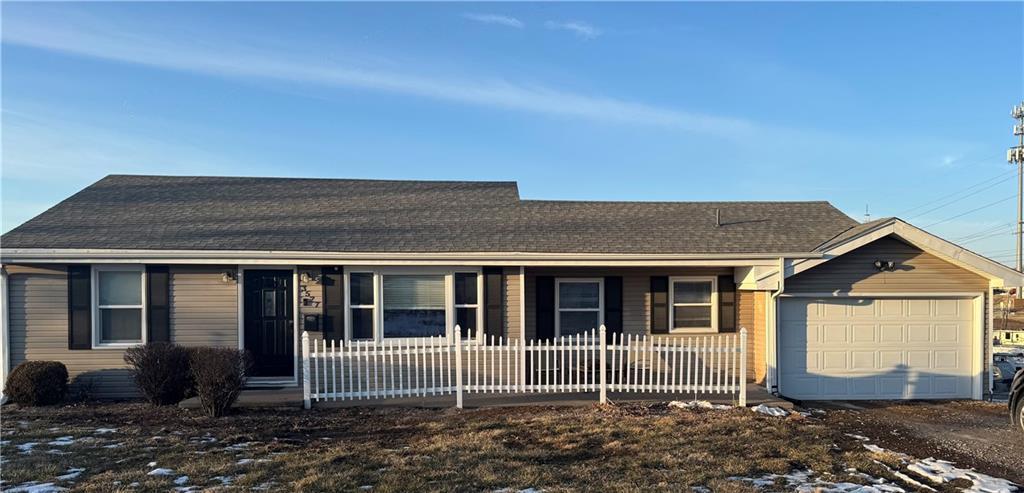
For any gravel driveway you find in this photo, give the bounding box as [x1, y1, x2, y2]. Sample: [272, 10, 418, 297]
[820, 400, 1023, 485]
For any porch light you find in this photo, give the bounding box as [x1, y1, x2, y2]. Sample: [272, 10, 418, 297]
[221, 270, 237, 283]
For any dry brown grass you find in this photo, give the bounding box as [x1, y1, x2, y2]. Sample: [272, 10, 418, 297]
[0, 402, 953, 492]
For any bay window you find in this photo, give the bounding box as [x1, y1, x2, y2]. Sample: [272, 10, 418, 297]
[670, 276, 718, 332]
[555, 278, 603, 337]
[93, 266, 146, 347]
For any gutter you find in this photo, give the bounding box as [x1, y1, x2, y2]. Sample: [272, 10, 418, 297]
[0, 248, 826, 266]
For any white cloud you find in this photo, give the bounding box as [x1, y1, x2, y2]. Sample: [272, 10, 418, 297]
[544, 20, 602, 39]
[0, 9, 753, 137]
[462, 13, 524, 29]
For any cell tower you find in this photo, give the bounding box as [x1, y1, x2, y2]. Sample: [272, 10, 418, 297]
[1008, 102, 1024, 297]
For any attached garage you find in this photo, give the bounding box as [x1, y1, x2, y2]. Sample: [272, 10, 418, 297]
[775, 231, 1002, 401]
[778, 296, 980, 400]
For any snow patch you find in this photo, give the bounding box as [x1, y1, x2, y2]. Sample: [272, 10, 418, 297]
[147, 468, 175, 476]
[55, 468, 85, 481]
[93, 428, 117, 434]
[17, 442, 39, 454]
[174, 476, 190, 486]
[751, 404, 789, 417]
[46, 436, 74, 446]
[730, 469, 906, 492]
[907, 458, 1017, 493]
[3, 482, 69, 493]
[669, 400, 731, 410]
[236, 458, 254, 465]
[844, 434, 870, 441]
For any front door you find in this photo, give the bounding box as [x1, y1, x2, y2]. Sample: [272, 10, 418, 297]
[244, 270, 294, 378]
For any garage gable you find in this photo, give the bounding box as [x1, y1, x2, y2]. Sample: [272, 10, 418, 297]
[787, 235, 988, 294]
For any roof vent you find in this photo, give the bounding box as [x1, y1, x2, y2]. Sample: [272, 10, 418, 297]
[715, 208, 721, 227]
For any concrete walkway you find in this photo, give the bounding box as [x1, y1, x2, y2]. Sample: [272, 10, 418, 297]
[180, 384, 789, 410]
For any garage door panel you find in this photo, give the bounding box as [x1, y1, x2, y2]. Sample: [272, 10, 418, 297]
[934, 324, 959, 343]
[852, 324, 876, 343]
[907, 324, 931, 342]
[879, 324, 903, 342]
[780, 297, 975, 401]
[823, 324, 848, 343]
[851, 351, 875, 370]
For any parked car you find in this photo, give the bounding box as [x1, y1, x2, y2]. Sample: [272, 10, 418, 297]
[994, 361, 1018, 393]
[1010, 368, 1024, 432]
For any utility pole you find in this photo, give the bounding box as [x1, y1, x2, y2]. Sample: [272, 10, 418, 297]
[1008, 102, 1024, 297]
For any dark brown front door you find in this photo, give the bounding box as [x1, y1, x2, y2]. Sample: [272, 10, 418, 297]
[244, 270, 294, 378]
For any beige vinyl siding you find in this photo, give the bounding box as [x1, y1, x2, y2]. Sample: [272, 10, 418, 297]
[787, 236, 988, 293]
[504, 267, 521, 339]
[8, 269, 135, 399]
[523, 267, 733, 339]
[738, 290, 767, 383]
[169, 266, 238, 348]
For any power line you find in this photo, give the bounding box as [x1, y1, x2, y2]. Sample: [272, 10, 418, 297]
[907, 175, 1016, 220]
[959, 230, 1015, 245]
[922, 194, 1017, 229]
[954, 222, 1013, 242]
[896, 159, 1011, 217]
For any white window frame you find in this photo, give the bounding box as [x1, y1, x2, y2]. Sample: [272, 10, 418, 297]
[453, 272, 482, 340]
[669, 275, 718, 333]
[92, 265, 147, 348]
[342, 267, 483, 343]
[554, 277, 604, 338]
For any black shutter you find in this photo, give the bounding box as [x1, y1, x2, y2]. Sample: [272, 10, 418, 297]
[483, 267, 504, 338]
[146, 265, 171, 342]
[650, 276, 669, 334]
[322, 266, 344, 341]
[604, 276, 623, 335]
[535, 276, 555, 341]
[718, 275, 737, 333]
[68, 265, 92, 350]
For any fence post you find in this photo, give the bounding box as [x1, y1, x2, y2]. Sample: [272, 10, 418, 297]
[454, 325, 464, 409]
[302, 331, 311, 409]
[519, 335, 527, 393]
[738, 328, 748, 407]
[599, 325, 608, 404]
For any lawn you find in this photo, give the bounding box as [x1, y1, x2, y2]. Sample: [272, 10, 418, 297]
[0, 402, 1014, 492]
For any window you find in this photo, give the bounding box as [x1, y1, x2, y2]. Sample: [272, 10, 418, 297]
[345, 270, 482, 341]
[383, 275, 446, 338]
[94, 266, 145, 347]
[556, 279, 603, 337]
[670, 276, 717, 332]
[349, 272, 375, 340]
[454, 273, 479, 339]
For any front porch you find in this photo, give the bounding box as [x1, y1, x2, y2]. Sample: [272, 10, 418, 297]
[180, 383, 786, 410]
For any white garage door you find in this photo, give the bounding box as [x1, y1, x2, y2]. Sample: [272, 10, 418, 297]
[779, 297, 977, 400]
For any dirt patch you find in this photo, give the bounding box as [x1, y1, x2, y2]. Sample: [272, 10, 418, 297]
[822, 400, 1024, 485]
[0, 402, 1017, 492]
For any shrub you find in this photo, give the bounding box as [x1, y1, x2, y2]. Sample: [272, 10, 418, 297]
[4, 361, 68, 406]
[124, 342, 193, 405]
[189, 347, 252, 417]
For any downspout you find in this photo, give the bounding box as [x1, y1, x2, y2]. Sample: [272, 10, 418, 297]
[1, 266, 9, 403]
[767, 257, 786, 394]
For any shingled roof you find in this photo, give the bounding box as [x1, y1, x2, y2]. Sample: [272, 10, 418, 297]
[1, 175, 859, 255]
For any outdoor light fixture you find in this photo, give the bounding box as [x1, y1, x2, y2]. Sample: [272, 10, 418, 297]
[221, 270, 237, 283]
[300, 272, 322, 285]
[873, 260, 896, 272]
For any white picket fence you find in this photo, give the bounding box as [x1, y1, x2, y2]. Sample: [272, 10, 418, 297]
[302, 326, 747, 408]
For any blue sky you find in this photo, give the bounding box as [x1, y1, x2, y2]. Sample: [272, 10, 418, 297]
[2, 2, 1022, 263]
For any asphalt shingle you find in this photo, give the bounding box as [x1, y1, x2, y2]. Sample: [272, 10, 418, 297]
[1, 175, 859, 254]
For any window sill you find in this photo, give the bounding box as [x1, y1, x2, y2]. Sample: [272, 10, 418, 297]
[92, 342, 145, 349]
[667, 328, 718, 335]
